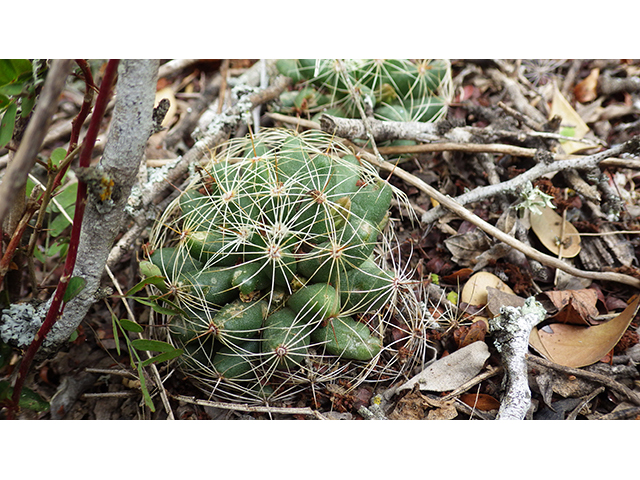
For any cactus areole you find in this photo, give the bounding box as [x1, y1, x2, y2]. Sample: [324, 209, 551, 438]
[146, 129, 414, 404]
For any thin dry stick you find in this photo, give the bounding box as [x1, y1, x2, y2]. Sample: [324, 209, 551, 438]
[527, 355, 640, 406]
[440, 365, 503, 402]
[353, 145, 640, 289]
[172, 394, 324, 418]
[421, 138, 640, 224]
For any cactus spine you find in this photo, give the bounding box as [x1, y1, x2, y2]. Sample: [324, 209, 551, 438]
[147, 128, 428, 403]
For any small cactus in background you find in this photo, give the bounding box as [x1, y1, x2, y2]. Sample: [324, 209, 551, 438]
[275, 59, 451, 124]
[144, 128, 432, 403]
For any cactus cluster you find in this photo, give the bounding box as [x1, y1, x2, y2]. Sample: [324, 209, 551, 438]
[144, 129, 427, 403]
[275, 59, 451, 124]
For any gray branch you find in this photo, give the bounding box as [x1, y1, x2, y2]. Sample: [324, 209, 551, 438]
[489, 297, 546, 420]
[421, 138, 640, 224]
[39, 60, 159, 355]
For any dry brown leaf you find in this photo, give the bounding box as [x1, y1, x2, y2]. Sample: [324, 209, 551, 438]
[545, 289, 599, 325]
[458, 393, 501, 411]
[530, 296, 640, 368]
[443, 230, 492, 267]
[574, 68, 600, 103]
[396, 341, 490, 393]
[529, 203, 581, 258]
[461, 271, 515, 307]
[441, 268, 474, 285]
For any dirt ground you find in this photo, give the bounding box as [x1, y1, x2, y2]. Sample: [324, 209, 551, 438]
[2, 59, 640, 420]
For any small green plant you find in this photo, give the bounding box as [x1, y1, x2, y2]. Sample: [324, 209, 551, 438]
[143, 128, 428, 403]
[275, 59, 451, 124]
[0, 59, 47, 149]
[513, 180, 555, 216]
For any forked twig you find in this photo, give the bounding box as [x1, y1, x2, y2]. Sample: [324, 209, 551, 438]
[352, 144, 640, 289]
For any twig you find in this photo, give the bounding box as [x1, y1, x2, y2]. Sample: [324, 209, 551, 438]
[0, 59, 74, 227]
[486, 68, 547, 126]
[172, 394, 323, 418]
[8, 60, 119, 418]
[352, 144, 640, 289]
[489, 297, 546, 420]
[596, 406, 640, 420]
[163, 73, 222, 149]
[420, 137, 640, 224]
[39, 60, 159, 356]
[566, 386, 605, 420]
[82, 391, 138, 399]
[157, 59, 200, 79]
[84, 368, 137, 379]
[527, 355, 640, 406]
[217, 59, 229, 114]
[599, 71, 640, 96]
[266, 111, 322, 130]
[440, 365, 503, 402]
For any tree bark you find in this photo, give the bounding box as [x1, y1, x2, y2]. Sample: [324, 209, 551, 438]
[40, 60, 159, 355]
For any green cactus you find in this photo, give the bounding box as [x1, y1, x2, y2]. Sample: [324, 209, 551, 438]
[274, 59, 451, 124]
[146, 128, 426, 403]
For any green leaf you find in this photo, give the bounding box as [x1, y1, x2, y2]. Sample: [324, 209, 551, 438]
[0, 60, 17, 86]
[10, 59, 32, 78]
[141, 348, 183, 368]
[0, 83, 25, 96]
[126, 275, 167, 297]
[111, 313, 121, 356]
[131, 338, 175, 353]
[119, 318, 144, 333]
[50, 147, 67, 168]
[63, 276, 86, 303]
[51, 181, 78, 212]
[137, 363, 155, 412]
[0, 381, 50, 412]
[132, 297, 183, 316]
[20, 93, 35, 118]
[139, 261, 163, 280]
[0, 101, 18, 149]
[68, 329, 79, 342]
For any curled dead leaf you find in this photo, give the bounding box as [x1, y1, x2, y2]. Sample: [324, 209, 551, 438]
[458, 393, 501, 411]
[529, 203, 581, 258]
[574, 68, 600, 103]
[545, 289, 599, 325]
[461, 271, 515, 307]
[529, 295, 640, 368]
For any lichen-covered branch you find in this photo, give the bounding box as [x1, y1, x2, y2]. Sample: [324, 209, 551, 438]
[353, 145, 640, 289]
[489, 297, 546, 420]
[420, 137, 640, 224]
[319, 113, 442, 142]
[40, 60, 159, 355]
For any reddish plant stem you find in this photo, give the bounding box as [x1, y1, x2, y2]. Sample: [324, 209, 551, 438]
[49, 60, 96, 203]
[0, 204, 39, 284]
[8, 60, 120, 418]
[1, 61, 96, 290]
